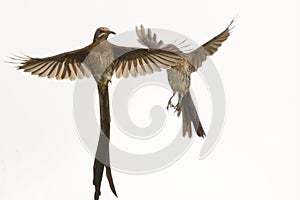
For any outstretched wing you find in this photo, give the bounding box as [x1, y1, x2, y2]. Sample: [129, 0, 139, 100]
[110, 44, 185, 78]
[135, 25, 164, 49]
[135, 20, 234, 70]
[187, 20, 234, 69]
[135, 25, 186, 54]
[12, 45, 93, 80]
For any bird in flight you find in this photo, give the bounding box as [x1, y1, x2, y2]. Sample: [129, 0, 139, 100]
[136, 20, 234, 138]
[11, 27, 185, 199]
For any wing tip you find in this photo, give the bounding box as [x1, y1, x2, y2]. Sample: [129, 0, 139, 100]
[228, 16, 238, 33]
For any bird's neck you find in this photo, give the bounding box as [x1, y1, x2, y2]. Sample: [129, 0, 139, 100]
[93, 35, 109, 43]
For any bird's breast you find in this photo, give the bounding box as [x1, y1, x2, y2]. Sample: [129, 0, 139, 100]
[84, 43, 114, 82]
[167, 68, 190, 94]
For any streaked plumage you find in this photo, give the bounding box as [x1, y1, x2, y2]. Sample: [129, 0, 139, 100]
[136, 20, 234, 137]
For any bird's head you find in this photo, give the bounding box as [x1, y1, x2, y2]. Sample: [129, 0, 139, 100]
[93, 27, 116, 42]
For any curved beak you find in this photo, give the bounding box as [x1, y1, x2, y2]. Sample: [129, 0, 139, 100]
[109, 31, 116, 35]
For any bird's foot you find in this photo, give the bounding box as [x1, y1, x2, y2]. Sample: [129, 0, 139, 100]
[174, 102, 182, 116]
[166, 93, 176, 110]
[166, 100, 176, 110]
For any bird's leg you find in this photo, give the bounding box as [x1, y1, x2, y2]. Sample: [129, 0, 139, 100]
[166, 92, 176, 110]
[174, 93, 183, 116]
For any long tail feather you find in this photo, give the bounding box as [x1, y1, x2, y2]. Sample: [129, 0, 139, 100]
[182, 106, 188, 137]
[181, 91, 206, 138]
[93, 84, 117, 200]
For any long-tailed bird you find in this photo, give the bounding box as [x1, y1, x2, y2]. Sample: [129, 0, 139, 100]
[136, 20, 234, 138]
[11, 27, 185, 199]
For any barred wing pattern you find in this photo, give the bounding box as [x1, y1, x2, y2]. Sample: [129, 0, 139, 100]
[187, 20, 234, 69]
[111, 45, 184, 78]
[14, 46, 93, 80]
[136, 20, 234, 70]
[14, 43, 184, 81]
[135, 25, 185, 54]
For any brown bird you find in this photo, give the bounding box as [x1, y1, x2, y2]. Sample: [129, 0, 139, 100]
[11, 27, 185, 199]
[136, 20, 234, 138]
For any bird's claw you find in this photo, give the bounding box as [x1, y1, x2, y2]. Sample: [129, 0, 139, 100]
[174, 103, 182, 116]
[167, 100, 181, 116]
[166, 93, 176, 110]
[166, 100, 175, 110]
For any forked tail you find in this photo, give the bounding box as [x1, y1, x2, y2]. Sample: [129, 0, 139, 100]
[93, 84, 117, 200]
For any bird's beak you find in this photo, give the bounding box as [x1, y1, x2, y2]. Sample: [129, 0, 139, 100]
[109, 31, 116, 35]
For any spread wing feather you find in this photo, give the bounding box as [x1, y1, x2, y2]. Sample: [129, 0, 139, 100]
[12, 46, 92, 80]
[111, 45, 184, 78]
[135, 20, 234, 71]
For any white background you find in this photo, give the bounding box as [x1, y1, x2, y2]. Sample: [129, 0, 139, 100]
[0, 0, 299, 200]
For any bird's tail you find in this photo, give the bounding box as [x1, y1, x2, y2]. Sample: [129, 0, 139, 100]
[93, 84, 117, 200]
[181, 91, 206, 138]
